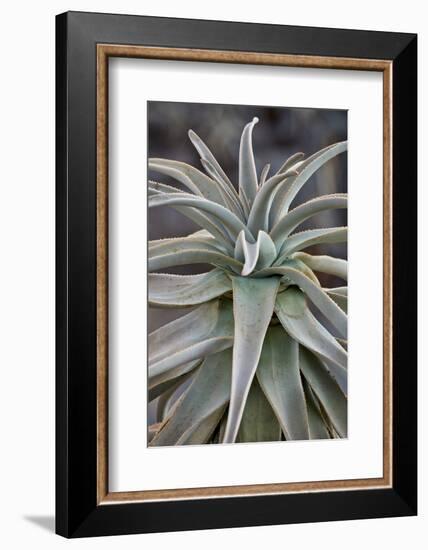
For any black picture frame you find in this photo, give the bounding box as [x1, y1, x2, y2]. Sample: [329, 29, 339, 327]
[56, 11, 417, 538]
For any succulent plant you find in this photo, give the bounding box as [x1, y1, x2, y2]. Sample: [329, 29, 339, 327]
[148, 116, 347, 446]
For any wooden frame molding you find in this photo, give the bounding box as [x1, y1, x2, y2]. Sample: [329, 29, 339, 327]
[96, 44, 393, 505]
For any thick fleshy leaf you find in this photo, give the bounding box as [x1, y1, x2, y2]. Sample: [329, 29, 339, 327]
[253, 257, 319, 285]
[178, 408, 227, 445]
[150, 349, 232, 446]
[188, 129, 235, 193]
[210, 410, 228, 444]
[293, 252, 348, 281]
[149, 192, 254, 242]
[149, 158, 235, 209]
[148, 241, 242, 273]
[176, 209, 233, 249]
[149, 230, 220, 255]
[156, 371, 197, 422]
[326, 287, 348, 313]
[302, 379, 331, 440]
[270, 194, 348, 249]
[268, 175, 297, 229]
[149, 300, 234, 375]
[148, 180, 184, 196]
[277, 227, 348, 259]
[148, 182, 238, 236]
[148, 269, 232, 308]
[223, 276, 280, 443]
[270, 146, 344, 228]
[251, 231, 277, 272]
[148, 188, 233, 248]
[328, 286, 347, 297]
[261, 266, 347, 338]
[149, 235, 223, 254]
[299, 347, 347, 437]
[275, 287, 347, 375]
[278, 141, 347, 212]
[149, 159, 213, 198]
[256, 326, 309, 440]
[276, 151, 305, 175]
[239, 117, 259, 206]
[246, 172, 290, 234]
[237, 378, 281, 443]
[234, 230, 277, 276]
[319, 356, 348, 396]
[148, 360, 200, 401]
[148, 188, 237, 246]
[199, 158, 246, 219]
[259, 163, 271, 186]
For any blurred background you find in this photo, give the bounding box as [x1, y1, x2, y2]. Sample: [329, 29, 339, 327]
[148, 101, 347, 332]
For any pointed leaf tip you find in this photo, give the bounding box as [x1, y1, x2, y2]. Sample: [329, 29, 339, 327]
[234, 230, 277, 276]
[239, 117, 260, 206]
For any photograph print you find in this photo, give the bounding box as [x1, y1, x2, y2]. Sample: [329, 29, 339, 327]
[147, 101, 348, 447]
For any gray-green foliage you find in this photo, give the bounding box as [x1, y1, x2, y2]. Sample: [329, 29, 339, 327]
[148, 117, 348, 446]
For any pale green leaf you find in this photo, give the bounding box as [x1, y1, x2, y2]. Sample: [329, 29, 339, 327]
[149, 159, 243, 218]
[259, 163, 271, 186]
[234, 230, 277, 276]
[156, 370, 197, 422]
[151, 349, 232, 446]
[246, 171, 290, 234]
[149, 360, 200, 401]
[172, 207, 234, 250]
[275, 287, 348, 376]
[149, 235, 223, 254]
[149, 192, 254, 242]
[277, 227, 348, 259]
[253, 257, 320, 286]
[178, 407, 227, 445]
[320, 356, 348, 395]
[270, 194, 347, 250]
[148, 241, 242, 273]
[276, 151, 304, 175]
[293, 252, 348, 281]
[199, 158, 246, 219]
[188, 129, 235, 193]
[268, 174, 297, 229]
[279, 141, 347, 213]
[148, 269, 232, 308]
[299, 347, 347, 437]
[239, 117, 259, 206]
[256, 326, 309, 440]
[148, 188, 233, 249]
[149, 300, 234, 375]
[326, 289, 348, 313]
[223, 276, 280, 443]
[262, 266, 347, 338]
[303, 379, 331, 440]
[327, 286, 347, 297]
[237, 378, 282, 443]
[149, 159, 214, 198]
[148, 180, 184, 196]
[149, 229, 220, 254]
[152, 154, 229, 205]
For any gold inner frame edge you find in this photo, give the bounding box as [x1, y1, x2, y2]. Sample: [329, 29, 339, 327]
[96, 44, 393, 504]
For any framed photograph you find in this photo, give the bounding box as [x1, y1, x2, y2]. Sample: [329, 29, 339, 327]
[56, 11, 417, 537]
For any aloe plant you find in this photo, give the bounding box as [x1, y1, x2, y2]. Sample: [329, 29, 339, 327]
[148, 116, 347, 446]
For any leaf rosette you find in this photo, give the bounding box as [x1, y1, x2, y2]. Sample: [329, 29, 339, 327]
[148, 117, 348, 445]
